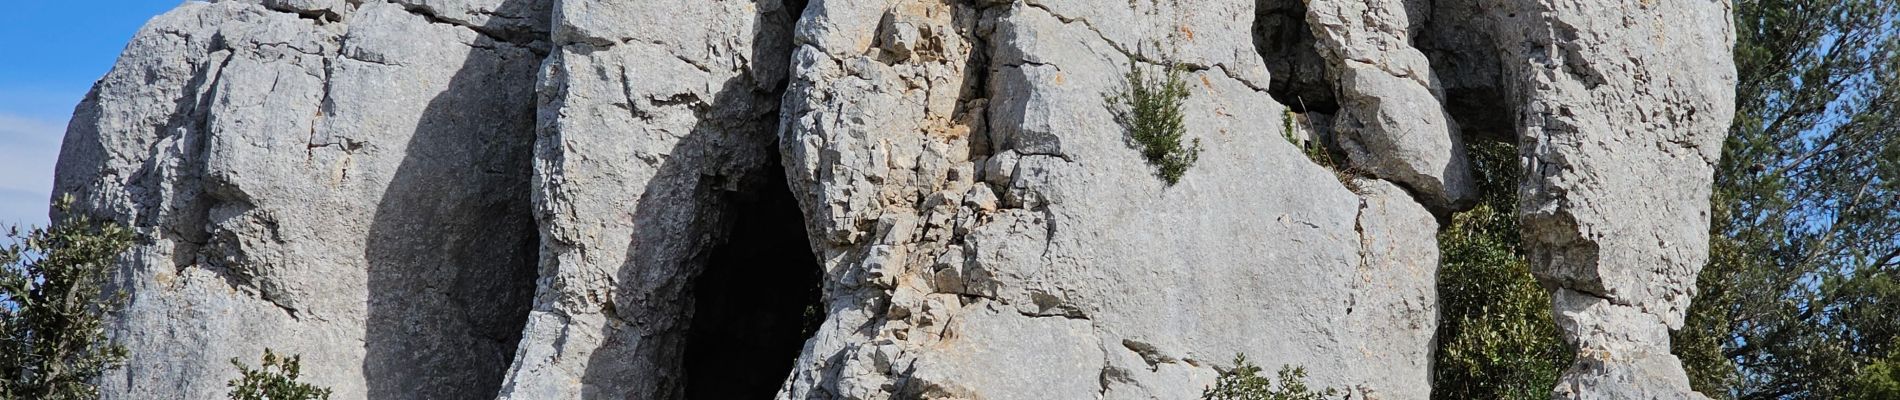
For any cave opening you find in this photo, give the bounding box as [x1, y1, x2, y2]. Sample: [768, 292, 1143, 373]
[683, 159, 826, 400]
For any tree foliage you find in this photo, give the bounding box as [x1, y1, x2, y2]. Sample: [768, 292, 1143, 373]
[0, 195, 134, 399]
[1674, 0, 1900, 398]
[1202, 354, 1342, 400]
[228, 349, 332, 400]
[1431, 140, 1570, 400]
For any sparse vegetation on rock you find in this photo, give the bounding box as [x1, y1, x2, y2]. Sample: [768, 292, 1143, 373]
[1281, 108, 1358, 191]
[1112, 62, 1201, 185]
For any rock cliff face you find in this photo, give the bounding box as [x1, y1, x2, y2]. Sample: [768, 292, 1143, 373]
[53, 0, 1732, 399]
[56, 1, 547, 398]
[1486, 1, 1735, 398]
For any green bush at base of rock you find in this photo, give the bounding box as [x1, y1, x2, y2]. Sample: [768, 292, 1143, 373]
[1202, 354, 1343, 400]
[228, 348, 333, 400]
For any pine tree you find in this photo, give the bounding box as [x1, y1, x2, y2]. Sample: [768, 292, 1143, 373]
[1674, 0, 1900, 398]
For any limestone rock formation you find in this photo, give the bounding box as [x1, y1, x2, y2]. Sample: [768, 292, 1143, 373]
[1485, 0, 1737, 398]
[54, 1, 547, 398]
[50, 0, 1733, 399]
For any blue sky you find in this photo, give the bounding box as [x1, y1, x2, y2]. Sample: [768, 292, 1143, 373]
[0, 1, 182, 227]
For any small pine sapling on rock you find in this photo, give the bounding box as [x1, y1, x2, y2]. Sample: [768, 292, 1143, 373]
[1112, 61, 1202, 185]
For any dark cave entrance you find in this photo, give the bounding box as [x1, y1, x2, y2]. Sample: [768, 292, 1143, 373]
[683, 161, 826, 399]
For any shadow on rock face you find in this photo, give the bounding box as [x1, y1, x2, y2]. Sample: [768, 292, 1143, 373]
[363, 0, 546, 398]
[1254, 0, 1337, 114]
[569, 0, 823, 398]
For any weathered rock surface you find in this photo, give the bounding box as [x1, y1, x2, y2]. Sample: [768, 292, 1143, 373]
[55, 1, 548, 398]
[773, 1, 1439, 398]
[51, 0, 1733, 398]
[1484, 0, 1736, 398]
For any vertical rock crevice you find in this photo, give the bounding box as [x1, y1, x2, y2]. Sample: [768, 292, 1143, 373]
[1299, 0, 1476, 212]
[1254, 0, 1335, 114]
[1415, 0, 1513, 143]
[679, 2, 821, 397]
[500, 0, 813, 398]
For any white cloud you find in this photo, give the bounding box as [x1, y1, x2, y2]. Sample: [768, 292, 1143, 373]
[0, 113, 67, 227]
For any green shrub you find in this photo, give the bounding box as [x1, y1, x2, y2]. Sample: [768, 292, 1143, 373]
[0, 195, 134, 400]
[1111, 61, 1201, 185]
[1431, 140, 1569, 399]
[228, 349, 332, 400]
[1202, 354, 1343, 400]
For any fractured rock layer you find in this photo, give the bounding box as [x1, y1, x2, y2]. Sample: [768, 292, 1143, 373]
[1305, 0, 1475, 211]
[776, 0, 1437, 398]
